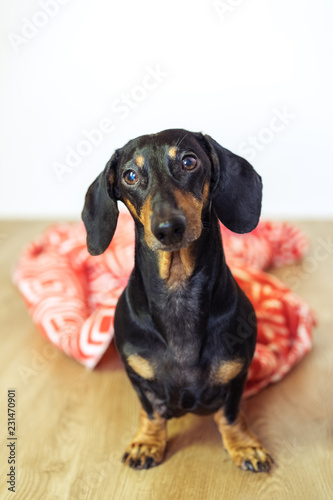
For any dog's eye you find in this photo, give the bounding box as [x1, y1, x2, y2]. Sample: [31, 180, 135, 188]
[123, 170, 138, 185]
[182, 156, 197, 171]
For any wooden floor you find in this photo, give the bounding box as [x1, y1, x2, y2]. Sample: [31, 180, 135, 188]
[0, 220, 332, 500]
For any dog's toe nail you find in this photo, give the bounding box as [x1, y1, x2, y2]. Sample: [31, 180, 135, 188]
[121, 452, 129, 463]
[244, 460, 255, 471]
[264, 459, 272, 471]
[256, 461, 264, 472]
[143, 457, 155, 469]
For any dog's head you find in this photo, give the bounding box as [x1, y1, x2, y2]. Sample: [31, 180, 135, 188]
[82, 129, 262, 255]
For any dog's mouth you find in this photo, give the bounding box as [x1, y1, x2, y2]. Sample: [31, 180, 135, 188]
[151, 239, 191, 253]
[147, 222, 203, 253]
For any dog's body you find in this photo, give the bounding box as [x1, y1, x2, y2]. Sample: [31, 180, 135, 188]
[82, 129, 273, 472]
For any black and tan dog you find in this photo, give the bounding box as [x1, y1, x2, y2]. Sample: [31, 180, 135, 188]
[82, 129, 273, 473]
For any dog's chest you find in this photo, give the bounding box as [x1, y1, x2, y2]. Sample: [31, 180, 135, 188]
[157, 311, 210, 390]
[164, 336, 203, 386]
[157, 289, 203, 365]
[151, 331, 227, 417]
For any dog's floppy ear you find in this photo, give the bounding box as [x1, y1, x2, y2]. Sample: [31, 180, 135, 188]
[204, 134, 262, 233]
[82, 151, 120, 255]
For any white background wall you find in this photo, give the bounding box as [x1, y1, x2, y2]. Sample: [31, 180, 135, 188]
[0, 0, 332, 219]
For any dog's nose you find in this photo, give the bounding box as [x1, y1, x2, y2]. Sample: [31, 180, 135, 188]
[151, 215, 186, 246]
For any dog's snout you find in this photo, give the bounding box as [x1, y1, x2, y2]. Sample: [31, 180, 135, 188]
[151, 214, 186, 246]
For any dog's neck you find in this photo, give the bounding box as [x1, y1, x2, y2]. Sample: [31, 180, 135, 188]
[130, 207, 234, 349]
[155, 246, 196, 287]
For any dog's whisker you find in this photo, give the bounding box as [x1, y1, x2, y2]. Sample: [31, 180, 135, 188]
[176, 131, 190, 148]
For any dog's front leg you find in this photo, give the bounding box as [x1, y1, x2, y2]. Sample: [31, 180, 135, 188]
[122, 408, 167, 470]
[214, 376, 274, 473]
[214, 408, 274, 473]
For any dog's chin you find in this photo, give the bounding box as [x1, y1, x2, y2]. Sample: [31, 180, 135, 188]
[149, 232, 202, 253]
[154, 241, 187, 252]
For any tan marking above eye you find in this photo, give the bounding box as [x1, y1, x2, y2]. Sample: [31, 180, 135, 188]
[211, 359, 244, 384]
[135, 155, 145, 168]
[127, 353, 154, 379]
[168, 146, 177, 159]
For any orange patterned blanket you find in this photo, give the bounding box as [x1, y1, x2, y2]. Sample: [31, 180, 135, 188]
[13, 213, 315, 397]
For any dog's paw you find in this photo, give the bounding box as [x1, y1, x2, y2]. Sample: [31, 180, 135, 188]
[227, 445, 274, 473]
[121, 441, 166, 470]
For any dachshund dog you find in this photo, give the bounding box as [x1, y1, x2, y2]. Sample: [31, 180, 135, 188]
[82, 129, 273, 472]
